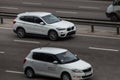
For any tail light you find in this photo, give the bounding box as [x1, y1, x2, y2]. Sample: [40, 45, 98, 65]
[23, 58, 27, 64]
[13, 20, 16, 24]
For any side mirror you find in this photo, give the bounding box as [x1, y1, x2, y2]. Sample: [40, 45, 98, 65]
[40, 22, 45, 25]
[53, 61, 58, 64]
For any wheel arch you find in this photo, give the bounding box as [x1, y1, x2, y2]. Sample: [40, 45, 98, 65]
[60, 71, 71, 78]
[48, 29, 58, 35]
[24, 66, 34, 74]
[16, 26, 26, 33]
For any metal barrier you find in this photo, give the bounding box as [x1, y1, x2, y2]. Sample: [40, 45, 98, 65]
[0, 12, 120, 34]
[0, 17, 3, 24]
[62, 17, 120, 35]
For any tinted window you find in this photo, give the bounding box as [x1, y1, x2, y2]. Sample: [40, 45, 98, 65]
[33, 17, 43, 24]
[32, 52, 56, 63]
[20, 16, 34, 22]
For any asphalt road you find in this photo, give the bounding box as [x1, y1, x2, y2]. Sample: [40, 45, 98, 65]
[0, 25, 120, 80]
[0, 0, 112, 20]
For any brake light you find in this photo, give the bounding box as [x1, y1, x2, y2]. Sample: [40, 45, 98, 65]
[23, 58, 27, 64]
[13, 20, 16, 24]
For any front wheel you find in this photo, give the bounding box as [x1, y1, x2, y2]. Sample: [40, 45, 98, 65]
[48, 31, 58, 41]
[110, 14, 119, 21]
[61, 73, 71, 80]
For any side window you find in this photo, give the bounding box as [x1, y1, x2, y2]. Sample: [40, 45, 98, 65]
[33, 17, 43, 24]
[19, 16, 25, 21]
[32, 52, 56, 63]
[19, 16, 34, 23]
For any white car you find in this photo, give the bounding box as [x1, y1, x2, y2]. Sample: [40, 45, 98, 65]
[23, 47, 93, 80]
[13, 12, 76, 40]
[106, 0, 120, 21]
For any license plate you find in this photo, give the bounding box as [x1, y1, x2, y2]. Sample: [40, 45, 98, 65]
[85, 72, 92, 76]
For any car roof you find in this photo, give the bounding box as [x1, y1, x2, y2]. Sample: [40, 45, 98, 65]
[17, 12, 51, 17]
[31, 47, 68, 55]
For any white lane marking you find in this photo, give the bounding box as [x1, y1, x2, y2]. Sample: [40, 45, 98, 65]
[76, 34, 120, 40]
[64, 0, 110, 3]
[89, 47, 119, 52]
[5, 70, 24, 74]
[56, 11, 78, 14]
[78, 6, 101, 10]
[14, 40, 40, 44]
[0, 27, 12, 30]
[0, 51, 5, 54]
[23, 2, 42, 5]
[0, 7, 18, 10]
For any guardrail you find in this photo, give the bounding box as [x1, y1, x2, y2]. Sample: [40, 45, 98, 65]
[0, 12, 120, 34]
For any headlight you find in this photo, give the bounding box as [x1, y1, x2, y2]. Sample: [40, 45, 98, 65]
[56, 28, 66, 31]
[72, 69, 83, 73]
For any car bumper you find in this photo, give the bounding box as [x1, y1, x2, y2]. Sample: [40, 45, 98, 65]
[58, 30, 76, 38]
[71, 70, 93, 80]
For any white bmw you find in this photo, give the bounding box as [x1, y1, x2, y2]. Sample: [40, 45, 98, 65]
[13, 12, 76, 40]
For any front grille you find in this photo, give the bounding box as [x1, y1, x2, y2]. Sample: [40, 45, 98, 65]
[82, 73, 92, 78]
[67, 31, 76, 36]
[83, 67, 92, 73]
[67, 26, 74, 31]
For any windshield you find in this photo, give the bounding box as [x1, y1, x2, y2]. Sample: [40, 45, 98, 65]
[42, 14, 61, 24]
[56, 51, 79, 64]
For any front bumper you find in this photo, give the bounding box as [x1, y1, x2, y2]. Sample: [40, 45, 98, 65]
[58, 30, 76, 38]
[71, 69, 93, 80]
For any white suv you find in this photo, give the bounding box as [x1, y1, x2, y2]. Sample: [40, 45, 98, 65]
[13, 12, 76, 40]
[23, 47, 93, 80]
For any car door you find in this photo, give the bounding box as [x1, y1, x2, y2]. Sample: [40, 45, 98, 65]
[19, 16, 35, 33]
[32, 17, 49, 35]
[31, 52, 47, 75]
[42, 54, 61, 77]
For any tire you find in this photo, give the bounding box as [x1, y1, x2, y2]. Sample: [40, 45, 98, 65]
[48, 31, 58, 41]
[110, 14, 119, 21]
[17, 28, 26, 38]
[61, 73, 71, 80]
[25, 68, 35, 78]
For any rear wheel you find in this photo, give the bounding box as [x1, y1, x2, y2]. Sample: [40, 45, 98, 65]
[61, 73, 71, 80]
[25, 68, 35, 78]
[48, 31, 58, 41]
[17, 28, 26, 38]
[110, 14, 119, 21]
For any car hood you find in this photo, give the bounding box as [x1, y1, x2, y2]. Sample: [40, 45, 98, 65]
[49, 20, 74, 28]
[62, 60, 91, 70]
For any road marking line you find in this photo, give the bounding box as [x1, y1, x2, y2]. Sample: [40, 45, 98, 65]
[14, 40, 40, 44]
[56, 11, 78, 14]
[0, 27, 12, 30]
[5, 70, 24, 74]
[0, 7, 18, 9]
[64, 0, 110, 3]
[0, 51, 5, 54]
[76, 34, 120, 40]
[78, 6, 101, 10]
[23, 2, 42, 5]
[89, 47, 119, 52]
